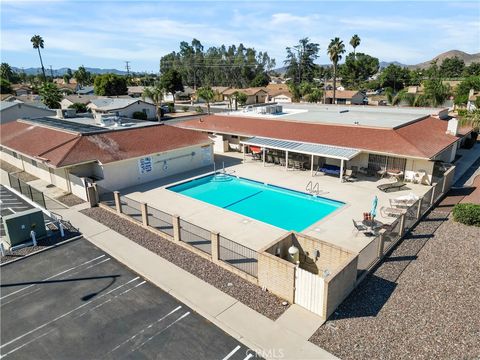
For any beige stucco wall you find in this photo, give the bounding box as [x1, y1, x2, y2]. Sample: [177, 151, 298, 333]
[258, 252, 295, 303]
[1, 104, 55, 123]
[405, 158, 435, 184]
[91, 101, 157, 120]
[95, 143, 213, 191]
[1, 149, 24, 169]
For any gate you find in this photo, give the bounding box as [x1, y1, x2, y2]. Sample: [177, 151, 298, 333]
[294, 267, 325, 316]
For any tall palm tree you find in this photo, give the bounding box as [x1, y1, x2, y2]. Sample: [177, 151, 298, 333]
[31, 35, 46, 82]
[327, 37, 346, 104]
[142, 82, 164, 121]
[349, 34, 361, 59]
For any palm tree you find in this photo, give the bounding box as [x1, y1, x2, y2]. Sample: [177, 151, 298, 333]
[30, 35, 46, 82]
[458, 110, 480, 132]
[349, 34, 361, 59]
[327, 37, 346, 104]
[142, 82, 164, 121]
[196, 86, 215, 114]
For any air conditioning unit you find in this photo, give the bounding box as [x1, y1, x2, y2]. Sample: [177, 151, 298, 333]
[2, 208, 47, 249]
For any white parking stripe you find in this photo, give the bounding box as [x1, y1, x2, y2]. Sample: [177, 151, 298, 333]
[132, 311, 191, 352]
[0, 329, 55, 359]
[1, 288, 42, 307]
[107, 305, 182, 355]
[222, 345, 241, 360]
[243, 353, 254, 360]
[0, 277, 140, 350]
[1, 255, 106, 300]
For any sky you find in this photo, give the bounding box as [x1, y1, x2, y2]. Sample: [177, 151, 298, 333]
[1, 0, 479, 73]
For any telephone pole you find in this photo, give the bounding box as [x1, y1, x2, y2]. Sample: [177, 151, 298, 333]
[49, 65, 54, 79]
[125, 61, 131, 77]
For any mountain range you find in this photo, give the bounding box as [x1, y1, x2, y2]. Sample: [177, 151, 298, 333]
[11, 66, 130, 76]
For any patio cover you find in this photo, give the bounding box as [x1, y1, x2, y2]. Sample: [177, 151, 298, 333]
[241, 137, 360, 160]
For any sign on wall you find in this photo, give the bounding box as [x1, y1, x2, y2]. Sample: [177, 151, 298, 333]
[138, 156, 153, 174]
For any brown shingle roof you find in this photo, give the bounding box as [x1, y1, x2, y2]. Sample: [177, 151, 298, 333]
[223, 87, 267, 96]
[175, 115, 460, 159]
[324, 90, 361, 99]
[1, 121, 211, 167]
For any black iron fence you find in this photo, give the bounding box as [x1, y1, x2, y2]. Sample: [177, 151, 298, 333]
[8, 173, 46, 208]
[219, 235, 258, 277]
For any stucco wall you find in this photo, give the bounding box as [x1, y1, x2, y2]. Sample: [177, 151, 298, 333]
[258, 252, 295, 303]
[405, 158, 435, 184]
[1, 104, 55, 123]
[92, 101, 157, 120]
[95, 143, 213, 191]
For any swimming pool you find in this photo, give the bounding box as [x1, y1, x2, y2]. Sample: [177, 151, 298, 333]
[168, 174, 344, 232]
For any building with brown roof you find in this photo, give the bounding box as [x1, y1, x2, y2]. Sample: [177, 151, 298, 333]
[223, 87, 268, 105]
[324, 90, 365, 105]
[0, 118, 213, 200]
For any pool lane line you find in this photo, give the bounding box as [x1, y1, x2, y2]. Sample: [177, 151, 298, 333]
[0, 276, 140, 350]
[0, 255, 106, 300]
[223, 190, 264, 210]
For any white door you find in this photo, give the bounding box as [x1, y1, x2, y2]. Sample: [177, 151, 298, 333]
[294, 267, 325, 316]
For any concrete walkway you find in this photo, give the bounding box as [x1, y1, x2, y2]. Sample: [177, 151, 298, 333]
[453, 140, 480, 185]
[56, 203, 337, 360]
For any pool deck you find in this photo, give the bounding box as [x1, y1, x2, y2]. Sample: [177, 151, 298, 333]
[121, 153, 431, 254]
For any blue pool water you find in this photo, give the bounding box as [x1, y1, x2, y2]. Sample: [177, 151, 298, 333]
[168, 174, 344, 232]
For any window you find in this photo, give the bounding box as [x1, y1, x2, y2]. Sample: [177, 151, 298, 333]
[13, 152, 18, 159]
[231, 135, 239, 139]
[368, 154, 406, 172]
[31, 159, 37, 167]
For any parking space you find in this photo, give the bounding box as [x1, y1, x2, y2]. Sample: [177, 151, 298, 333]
[0, 238, 257, 360]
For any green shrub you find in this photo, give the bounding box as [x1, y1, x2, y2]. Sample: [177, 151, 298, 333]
[452, 203, 480, 227]
[132, 111, 147, 120]
[182, 106, 189, 112]
[166, 102, 175, 113]
[68, 102, 88, 113]
[195, 106, 204, 113]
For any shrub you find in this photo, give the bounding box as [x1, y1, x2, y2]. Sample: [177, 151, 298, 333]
[452, 203, 480, 227]
[132, 111, 147, 120]
[68, 102, 88, 113]
[195, 106, 204, 113]
[166, 102, 175, 113]
[182, 106, 189, 112]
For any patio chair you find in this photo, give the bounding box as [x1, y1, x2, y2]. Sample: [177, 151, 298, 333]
[380, 206, 406, 218]
[267, 154, 274, 163]
[352, 219, 368, 235]
[377, 181, 407, 193]
[342, 169, 356, 182]
[273, 155, 280, 165]
[279, 158, 286, 166]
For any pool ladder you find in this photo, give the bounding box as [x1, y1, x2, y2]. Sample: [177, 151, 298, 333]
[306, 181, 327, 196]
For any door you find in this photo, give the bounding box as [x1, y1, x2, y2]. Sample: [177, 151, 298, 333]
[294, 267, 325, 316]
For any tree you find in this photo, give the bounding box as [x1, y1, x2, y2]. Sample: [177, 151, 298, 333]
[327, 37, 346, 104]
[250, 72, 270, 87]
[74, 66, 91, 87]
[284, 38, 320, 84]
[378, 64, 410, 92]
[454, 76, 480, 105]
[68, 102, 88, 113]
[196, 86, 215, 114]
[159, 69, 183, 104]
[94, 73, 127, 96]
[0, 78, 12, 94]
[439, 56, 465, 78]
[463, 62, 480, 76]
[30, 35, 46, 82]
[458, 110, 480, 132]
[339, 52, 379, 89]
[0, 63, 18, 83]
[423, 62, 451, 107]
[39, 82, 61, 108]
[142, 82, 164, 120]
[349, 34, 361, 58]
[306, 88, 323, 103]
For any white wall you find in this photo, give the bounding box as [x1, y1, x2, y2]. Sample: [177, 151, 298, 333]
[433, 143, 457, 163]
[69, 173, 88, 200]
[271, 95, 292, 103]
[405, 158, 434, 184]
[95, 143, 213, 191]
[1, 104, 56, 123]
[60, 99, 74, 110]
[92, 101, 157, 120]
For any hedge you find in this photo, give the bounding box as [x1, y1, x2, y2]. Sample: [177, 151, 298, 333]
[452, 203, 480, 227]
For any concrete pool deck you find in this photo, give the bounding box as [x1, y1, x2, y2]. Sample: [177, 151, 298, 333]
[120, 153, 431, 254]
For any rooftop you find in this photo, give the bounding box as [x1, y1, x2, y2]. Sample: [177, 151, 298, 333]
[89, 97, 152, 111]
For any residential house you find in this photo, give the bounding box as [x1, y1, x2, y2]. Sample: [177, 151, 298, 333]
[268, 90, 293, 103]
[61, 95, 97, 110]
[0, 101, 56, 124]
[11, 84, 32, 96]
[88, 98, 157, 120]
[223, 87, 268, 106]
[128, 86, 145, 98]
[0, 118, 213, 200]
[211, 87, 231, 102]
[324, 90, 366, 105]
[77, 86, 95, 95]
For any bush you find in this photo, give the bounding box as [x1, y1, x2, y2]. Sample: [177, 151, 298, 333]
[182, 106, 189, 112]
[165, 102, 175, 113]
[195, 106, 204, 113]
[452, 203, 480, 227]
[68, 102, 88, 113]
[132, 111, 147, 120]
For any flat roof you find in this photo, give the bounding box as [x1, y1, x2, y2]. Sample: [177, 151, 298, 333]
[222, 103, 446, 129]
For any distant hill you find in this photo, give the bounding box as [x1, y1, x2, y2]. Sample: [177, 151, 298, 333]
[11, 67, 129, 76]
[379, 61, 407, 69]
[409, 50, 480, 69]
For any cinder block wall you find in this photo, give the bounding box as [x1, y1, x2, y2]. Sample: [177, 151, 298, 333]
[258, 252, 295, 303]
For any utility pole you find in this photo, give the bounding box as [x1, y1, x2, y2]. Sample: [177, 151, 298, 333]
[49, 65, 54, 79]
[125, 61, 131, 77]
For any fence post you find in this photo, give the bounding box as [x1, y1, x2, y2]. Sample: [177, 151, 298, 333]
[416, 198, 422, 220]
[141, 203, 149, 227]
[430, 184, 437, 206]
[377, 230, 385, 258]
[172, 215, 180, 242]
[211, 232, 220, 263]
[399, 213, 406, 236]
[114, 191, 122, 214]
[441, 176, 448, 194]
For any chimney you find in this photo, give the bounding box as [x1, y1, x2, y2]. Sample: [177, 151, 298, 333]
[56, 109, 64, 119]
[446, 117, 459, 136]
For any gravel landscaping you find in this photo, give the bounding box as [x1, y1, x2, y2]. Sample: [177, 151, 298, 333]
[0, 162, 38, 182]
[80, 207, 288, 320]
[310, 199, 480, 359]
[56, 193, 85, 207]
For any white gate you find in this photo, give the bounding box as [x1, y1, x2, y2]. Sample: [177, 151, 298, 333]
[294, 267, 325, 316]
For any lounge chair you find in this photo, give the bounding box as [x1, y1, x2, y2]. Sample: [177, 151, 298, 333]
[352, 219, 368, 235]
[343, 169, 356, 182]
[380, 206, 406, 218]
[389, 193, 419, 208]
[377, 181, 407, 193]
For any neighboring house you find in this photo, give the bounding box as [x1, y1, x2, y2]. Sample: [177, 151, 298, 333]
[174, 111, 472, 184]
[268, 90, 293, 103]
[0, 101, 56, 124]
[324, 90, 365, 105]
[10, 95, 50, 109]
[88, 98, 157, 119]
[211, 87, 231, 102]
[223, 87, 268, 105]
[77, 86, 95, 95]
[128, 86, 145, 98]
[57, 83, 78, 95]
[0, 118, 213, 200]
[11, 84, 32, 96]
[269, 76, 286, 84]
[175, 86, 195, 101]
[61, 95, 98, 110]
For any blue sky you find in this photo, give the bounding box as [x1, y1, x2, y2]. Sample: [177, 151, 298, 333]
[1, 1, 479, 72]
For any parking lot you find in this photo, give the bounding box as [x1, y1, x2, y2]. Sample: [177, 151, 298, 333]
[0, 238, 257, 359]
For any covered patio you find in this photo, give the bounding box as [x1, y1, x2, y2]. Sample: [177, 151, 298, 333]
[241, 136, 361, 181]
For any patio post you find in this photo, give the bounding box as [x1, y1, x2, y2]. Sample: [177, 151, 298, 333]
[285, 151, 289, 170]
[243, 145, 246, 162]
[311, 155, 314, 177]
[340, 159, 344, 182]
[262, 147, 266, 167]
